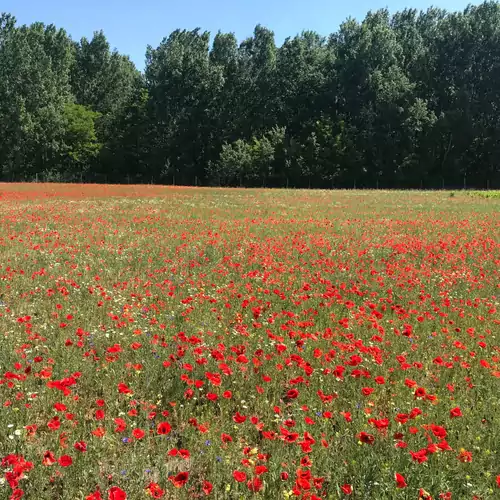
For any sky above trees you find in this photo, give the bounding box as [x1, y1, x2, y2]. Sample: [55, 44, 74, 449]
[3, 0, 483, 69]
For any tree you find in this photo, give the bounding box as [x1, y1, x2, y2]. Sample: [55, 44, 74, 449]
[57, 103, 101, 180]
[0, 4, 500, 188]
[237, 25, 278, 137]
[146, 29, 223, 185]
[0, 17, 73, 180]
[71, 31, 138, 118]
[209, 140, 252, 186]
[100, 85, 152, 183]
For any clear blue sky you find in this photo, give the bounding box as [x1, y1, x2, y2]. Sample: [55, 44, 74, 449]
[3, 0, 480, 70]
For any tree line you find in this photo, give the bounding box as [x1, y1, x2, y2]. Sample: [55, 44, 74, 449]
[1, 3, 500, 188]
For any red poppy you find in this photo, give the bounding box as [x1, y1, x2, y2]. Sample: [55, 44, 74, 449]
[341, 484, 353, 495]
[358, 432, 375, 445]
[108, 486, 127, 500]
[42, 450, 56, 466]
[233, 412, 247, 424]
[202, 481, 213, 495]
[156, 422, 171, 435]
[221, 433, 233, 443]
[255, 465, 268, 475]
[74, 441, 87, 452]
[169, 471, 189, 488]
[395, 473, 407, 488]
[47, 416, 61, 430]
[457, 449, 472, 463]
[58, 455, 73, 467]
[132, 428, 145, 440]
[86, 491, 103, 500]
[114, 418, 126, 433]
[247, 477, 263, 492]
[92, 427, 106, 438]
[233, 471, 247, 482]
[419, 489, 433, 499]
[414, 387, 426, 398]
[145, 482, 164, 498]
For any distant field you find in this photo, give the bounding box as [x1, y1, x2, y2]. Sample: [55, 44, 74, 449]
[0, 185, 499, 499]
[467, 190, 500, 199]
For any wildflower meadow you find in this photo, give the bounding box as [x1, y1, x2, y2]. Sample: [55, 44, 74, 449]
[0, 184, 499, 500]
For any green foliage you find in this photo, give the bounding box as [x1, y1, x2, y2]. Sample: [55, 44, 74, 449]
[209, 127, 286, 186]
[61, 103, 101, 166]
[208, 139, 252, 186]
[0, 15, 73, 179]
[467, 190, 500, 199]
[1, 3, 500, 187]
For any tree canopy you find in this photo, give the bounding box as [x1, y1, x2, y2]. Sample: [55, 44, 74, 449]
[1, 3, 500, 188]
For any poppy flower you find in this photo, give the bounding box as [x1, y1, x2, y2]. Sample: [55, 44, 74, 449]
[47, 417, 61, 430]
[247, 477, 263, 492]
[414, 387, 426, 398]
[86, 491, 103, 500]
[341, 484, 353, 494]
[108, 486, 127, 500]
[255, 465, 268, 475]
[132, 428, 145, 440]
[221, 433, 233, 443]
[74, 441, 87, 452]
[42, 451, 56, 466]
[202, 481, 213, 495]
[395, 473, 407, 488]
[358, 432, 375, 445]
[233, 471, 247, 482]
[233, 412, 246, 424]
[113, 417, 126, 431]
[457, 449, 472, 463]
[419, 489, 433, 499]
[10, 489, 24, 500]
[145, 482, 164, 498]
[92, 427, 106, 438]
[156, 422, 171, 435]
[169, 471, 189, 488]
[58, 455, 73, 467]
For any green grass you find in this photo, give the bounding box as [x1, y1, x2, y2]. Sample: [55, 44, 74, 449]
[466, 190, 500, 199]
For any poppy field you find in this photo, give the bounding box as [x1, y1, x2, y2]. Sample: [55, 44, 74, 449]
[0, 184, 499, 500]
